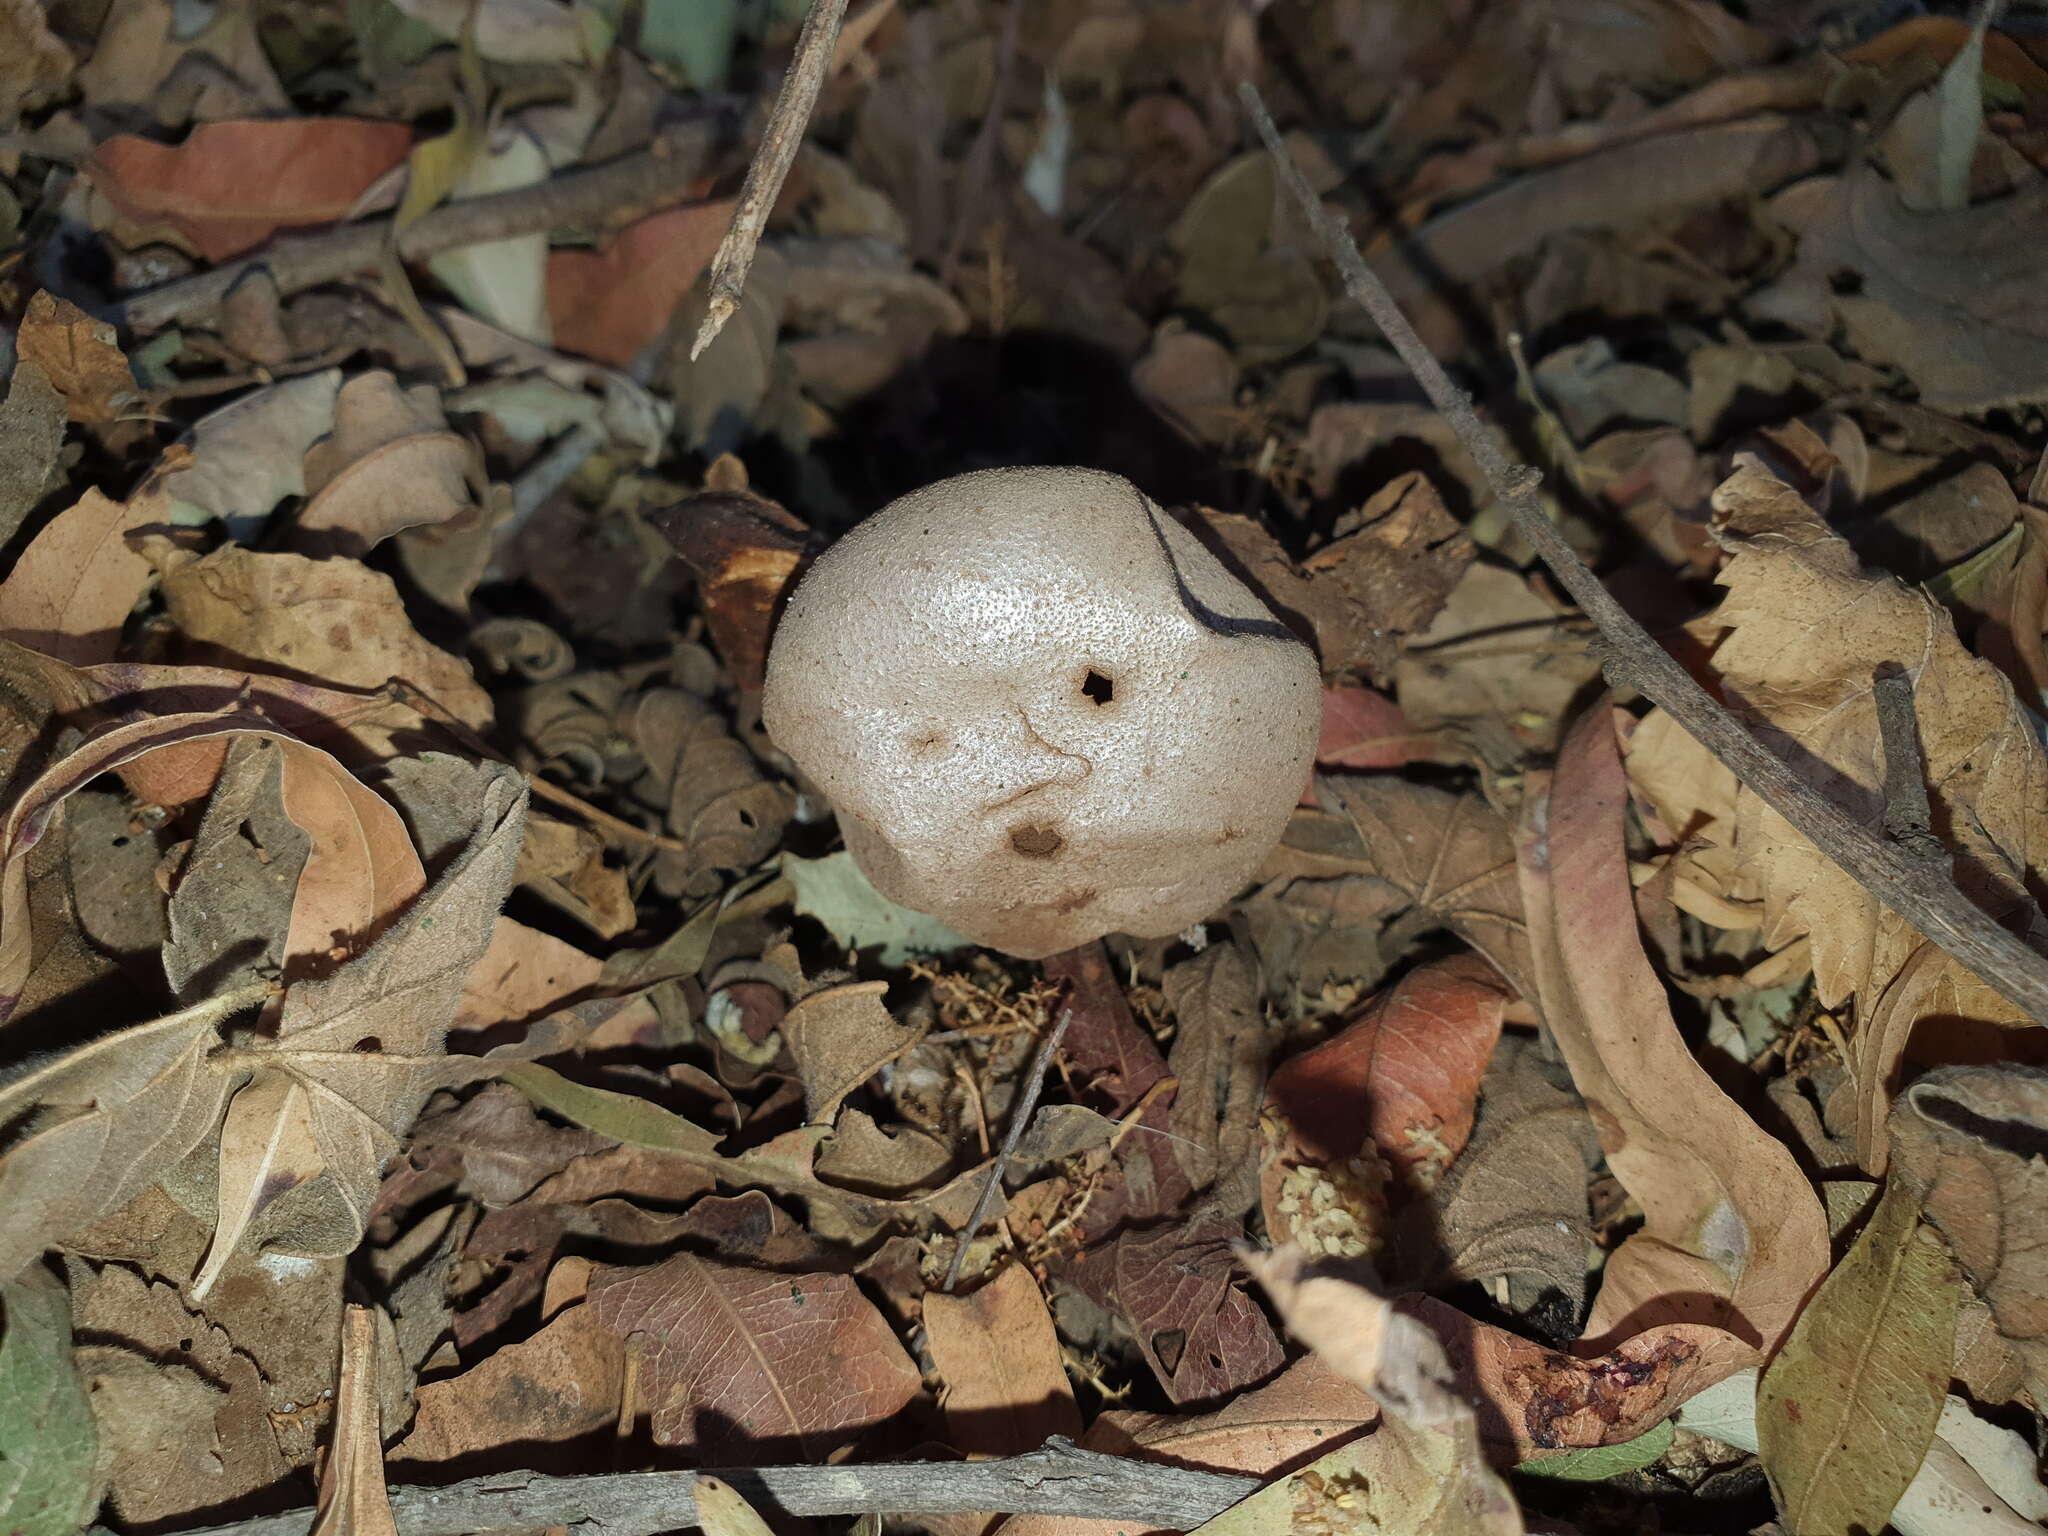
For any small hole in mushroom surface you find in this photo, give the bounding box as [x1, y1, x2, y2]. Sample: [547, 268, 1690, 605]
[1009, 823, 1064, 858]
[1080, 668, 1115, 705]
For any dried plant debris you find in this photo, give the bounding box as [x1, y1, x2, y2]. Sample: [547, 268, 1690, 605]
[7, 5, 2048, 1536]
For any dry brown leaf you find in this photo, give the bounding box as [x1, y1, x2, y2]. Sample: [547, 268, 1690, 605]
[1197, 472, 1473, 685]
[1523, 706, 1828, 1373]
[783, 979, 926, 1126]
[296, 371, 481, 559]
[924, 1262, 1081, 1455]
[1071, 1212, 1286, 1405]
[0, 736, 525, 1287]
[0, 359, 67, 547]
[76, 0, 287, 121]
[588, 1251, 922, 1456]
[162, 548, 494, 729]
[87, 118, 414, 261]
[156, 370, 343, 532]
[406, 1082, 610, 1207]
[628, 687, 790, 887]
[1756, 171, 2048, 412]
[1313, 685, 1455, 773]
[1625, 460, 2048, 1165]
[0, 488, 155, 664]
[1888, 1065, 2048, 1405]
[15, 292, 143, 432]
[393, 1299, 626, 1462]
[457, 915, 604, 1030]
[548, 200, 736, 368]
[1274, 777, 1536, 1004]
[1163, 942, 1267, 1214]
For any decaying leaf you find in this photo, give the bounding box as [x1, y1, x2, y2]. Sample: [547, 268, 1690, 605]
[1758, 1175, 1959, 1536]
[649, 487, 817, 692]
[587, 1251, 922, 1455]
[15, 293, 144, 433]
[0, 488, 155, 665]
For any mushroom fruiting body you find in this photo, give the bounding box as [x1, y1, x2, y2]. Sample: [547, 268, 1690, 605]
[761, 466, 1320, 959]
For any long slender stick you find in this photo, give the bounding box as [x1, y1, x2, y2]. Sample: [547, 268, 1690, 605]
[688, 0, 852, 360]
[1236, 81, 2048, 1025]
[89, 1439, 1260, 1536]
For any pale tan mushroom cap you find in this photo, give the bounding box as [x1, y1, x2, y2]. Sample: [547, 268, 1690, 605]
[761, 466, 1320, 959]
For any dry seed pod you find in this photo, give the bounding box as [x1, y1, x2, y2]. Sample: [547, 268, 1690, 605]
[761, 466, 1319, 958]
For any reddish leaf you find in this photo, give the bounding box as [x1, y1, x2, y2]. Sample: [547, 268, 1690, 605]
[88, 119, 413, 261]
[548, 199, 735, 368]
[1314, 685, 1452, 771]
[588, 1252, 921, 1456]
[1266, 954, 1510, 1187]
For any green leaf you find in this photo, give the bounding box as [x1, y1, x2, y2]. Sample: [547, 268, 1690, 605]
[0, 1268, 99, 1536]
[1515, 1418, 1674, 1482]
[783, 852, 972, 967]
[499, 1061, 720, 1154]
[639, 0, 741, 89]
[1757, 1174, 1959, 1536]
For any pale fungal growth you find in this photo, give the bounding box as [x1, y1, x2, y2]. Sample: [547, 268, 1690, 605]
[761, 466, 1320, 959]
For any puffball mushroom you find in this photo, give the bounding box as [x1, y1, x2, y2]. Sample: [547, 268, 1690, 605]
[761, 466, 1320, 959]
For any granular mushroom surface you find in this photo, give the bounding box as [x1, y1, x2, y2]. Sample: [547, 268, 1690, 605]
[761, 465, 1321, 958]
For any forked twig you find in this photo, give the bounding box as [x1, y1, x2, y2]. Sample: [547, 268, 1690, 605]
[1236, 82, 2048, 1024]
[942, 1001, 1073, 1291]
[689, 0, 852, 360]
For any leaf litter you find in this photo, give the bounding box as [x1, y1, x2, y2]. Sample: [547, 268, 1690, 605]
[4, 5, 2048, 1536]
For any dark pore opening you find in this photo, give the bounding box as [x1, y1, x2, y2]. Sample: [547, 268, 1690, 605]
[1009, 823, 1064, 858]
[1080, 668, 1115, 705]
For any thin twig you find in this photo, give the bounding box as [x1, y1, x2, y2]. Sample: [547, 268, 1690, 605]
[119, 120, 722, 333]
[88, 1439, 1260, 1536]
[1237, 81, 2048, 1026]
[689, 0, 851, 361]
[943, 1002, 1073, 1291]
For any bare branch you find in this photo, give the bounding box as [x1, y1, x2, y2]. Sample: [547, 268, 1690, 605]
[943, 1000, 1073, 1290]
[1236, 81, 2048, 1026]
[689, 0, 852, 361]
[119, 120, 723, 334]
[93, 1439, 1259, 1536]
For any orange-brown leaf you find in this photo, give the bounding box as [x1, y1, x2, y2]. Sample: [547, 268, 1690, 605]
[548, 199, 734, 368]
[88, 118, 413, 261]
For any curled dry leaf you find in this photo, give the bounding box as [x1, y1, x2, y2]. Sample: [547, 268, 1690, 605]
[1887, 1065, 2048, 1405]
[587, 1252, 922, 1456]
[1241, 1249, 1521, 1536]
[155, 369, 344, 533]
[1197, 471, 1473, 685]
[782, 979, 925, 1125]
[923, 1261, 1081, 1456]
[1624, 460, 2048, 1166]
[1522, 705, 1827, 1375]
[86, 118, 415, 261]
[628, 687, 790, 886]
[649, 488, 817, 693]
[296, 371, 481, 559]
[394, 1299, 626, 1462]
